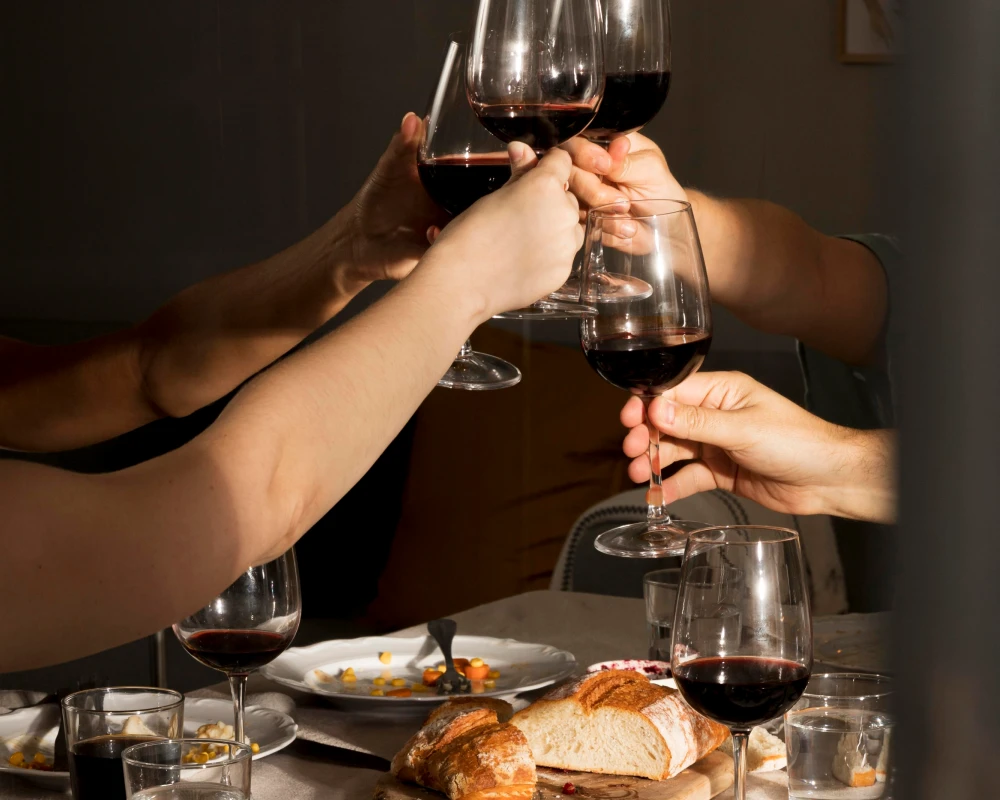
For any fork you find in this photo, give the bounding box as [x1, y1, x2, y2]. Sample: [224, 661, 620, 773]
[427, 619, 471, 695]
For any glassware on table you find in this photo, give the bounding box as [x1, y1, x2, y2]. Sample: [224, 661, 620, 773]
[468, 0, 605, 319]
[418, 36, 522, 390]
[580, 199, 713, 557]
[643, 568, 681, 660]
[62, 687, 184, 800]
[785, 673, 895, 799]
[173, 549, 300, 745]
[122, 739, 252, 800]
[549, 0, 674, 303]
[671, 525, 813, 800]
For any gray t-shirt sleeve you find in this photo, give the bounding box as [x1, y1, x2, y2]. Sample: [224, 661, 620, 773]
[797, 233, 901, 429]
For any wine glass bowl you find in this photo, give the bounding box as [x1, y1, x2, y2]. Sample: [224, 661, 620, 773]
[585, 0, 673, 144]
[671, 526, 812, 800]
[580, 199, 713, 557]
[173, 549, 301, 744]
[418, 36, 523, 390]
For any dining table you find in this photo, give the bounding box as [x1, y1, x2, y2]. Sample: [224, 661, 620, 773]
[1, 590, 887, 800]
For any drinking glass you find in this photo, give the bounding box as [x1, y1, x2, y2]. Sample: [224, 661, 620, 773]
[173, 549, 300, 744]
[418, 36, 522, 389]
[585, 0, 673, 144]
[580, 199, 713, 557]
[62, 687, 183, 800]
[786, 674, 894, 799]
[671, 526, 813, 800]
[468, 0, 605, 318]
[122, 739, 252, 800]
[643, 568, 680, 661]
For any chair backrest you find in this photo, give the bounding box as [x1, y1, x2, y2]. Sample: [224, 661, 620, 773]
[552, 488, 848, 616]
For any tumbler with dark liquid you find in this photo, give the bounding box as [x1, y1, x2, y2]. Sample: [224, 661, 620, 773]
[62, 687, 183, 800]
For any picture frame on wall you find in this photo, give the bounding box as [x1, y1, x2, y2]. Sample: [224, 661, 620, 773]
[839, 0, 902, 64]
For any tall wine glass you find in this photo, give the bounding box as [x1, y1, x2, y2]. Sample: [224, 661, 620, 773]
[586, 0, 672, 144]
[580, 199, 713, 558]
[173, 549, 301, 744]
[468, 0, 605, 319]
[419, 36, 522, 390]
[671, 526, 813, 800]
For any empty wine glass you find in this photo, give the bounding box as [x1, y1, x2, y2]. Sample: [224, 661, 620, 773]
[173, 549, 300, 744]
[468, 0, 605, 318]
[580, 199, 713, 558]
[419, 36, 523, 390]
[671, 526, 813, 800]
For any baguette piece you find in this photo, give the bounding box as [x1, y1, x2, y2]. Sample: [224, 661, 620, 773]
[832, 732, 876, 788]
[719, 727, 787, 773]
[511, 670, 729, 781]
[391, 698, 535, 800]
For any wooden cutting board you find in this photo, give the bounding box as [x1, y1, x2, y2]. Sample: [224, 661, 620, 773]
[373, 751, 733, 800]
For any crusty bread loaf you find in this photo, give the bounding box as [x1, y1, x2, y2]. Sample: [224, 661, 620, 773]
[511, 670, 729, 781]
[719, 727, 787, 773]
[391, 699, 535, 800]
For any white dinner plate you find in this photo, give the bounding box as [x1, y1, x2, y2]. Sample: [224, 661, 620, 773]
[261, 635, 577, 709]
[183, 697, 297, 760]
[0, 698, 295, 792]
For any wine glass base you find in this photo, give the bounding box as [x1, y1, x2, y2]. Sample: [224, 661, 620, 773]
[549, 273, 654, 304]
[594, 518, 713, 558]
[437, 352, 521, 390]
[494, 300, 596, 320]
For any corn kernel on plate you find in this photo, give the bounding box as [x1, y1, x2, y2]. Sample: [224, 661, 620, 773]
[184, 698, 296, 761]
[261, 635, 577, 710]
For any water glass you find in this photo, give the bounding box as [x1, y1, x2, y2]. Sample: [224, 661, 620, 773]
[122, 739, 252, 800]
[643, 568, 681, 660]
[62, 687, 184, 800]
[785, 673, 894, 799]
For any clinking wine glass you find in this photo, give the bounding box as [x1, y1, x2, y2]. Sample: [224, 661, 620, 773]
[550, 0, 673, 303]
[671, 526, 812, 800]
[418, 36, 523, 390]
[173, 549, 301, 744]
[580, 199, 713, 558]
[467, 0, 605, 319]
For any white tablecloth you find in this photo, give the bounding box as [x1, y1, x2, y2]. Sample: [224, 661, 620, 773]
[2, 590, 879, 799]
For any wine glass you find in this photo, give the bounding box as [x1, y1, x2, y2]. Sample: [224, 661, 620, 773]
[671, 526, 813, 800]
[548, 0, 673, 303]
[468, 0, 605, 319]
[173, 549, 301, 744]
[580, 199, 713, 558]
[419, 36, 522, 390]
[586, 0, 672, 144]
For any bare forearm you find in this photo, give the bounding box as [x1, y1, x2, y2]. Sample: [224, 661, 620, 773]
[822, 428, 897, 523]
[689, 191, 888, 365]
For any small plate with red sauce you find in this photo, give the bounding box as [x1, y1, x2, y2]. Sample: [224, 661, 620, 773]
[586, 659, 676, 689]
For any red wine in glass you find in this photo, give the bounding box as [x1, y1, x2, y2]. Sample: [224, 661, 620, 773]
[473, 103, 600, 152]
[583, 328, 711, 396]
[585, 71, 671, 143]
[673, 656, 811, 729]
[417, 153, 510, 217]
[182, 629, 293, 675]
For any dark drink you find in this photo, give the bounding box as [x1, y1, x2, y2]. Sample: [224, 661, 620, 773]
[473, 103, 597, 151]
[69, 734, 159, 800]
[417, 154, 511, 216]
[673, 656, 810, 729]
[182, 629, 291, 674]
[582, 328, 711, 394]
[586, 71, 672, 142]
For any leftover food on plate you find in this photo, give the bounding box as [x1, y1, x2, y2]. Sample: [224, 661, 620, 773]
[586, 659, 671, 678]
[7, 750, 54, 771]
[183, 721, 259, 763]
[313, 652, 501, 697]
[719, 726, 787, 772]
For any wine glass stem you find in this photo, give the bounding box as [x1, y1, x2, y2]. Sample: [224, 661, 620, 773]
[228, 673, 248, 744]
[645, 396, 670, 526]
[457, 339, 473, 359]
[730, 730, 749, 800]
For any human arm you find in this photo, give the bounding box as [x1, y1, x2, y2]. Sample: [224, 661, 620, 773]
[562, 134, 889, 366]
[0, 113, 448, 453]
[0, 147, 582, 672]
[620, 371, 896, 523]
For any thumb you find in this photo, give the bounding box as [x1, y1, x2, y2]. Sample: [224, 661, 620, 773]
[507, 142, 539, 181]
[647, 396, 743, 451]
[377, 112, 422, 173]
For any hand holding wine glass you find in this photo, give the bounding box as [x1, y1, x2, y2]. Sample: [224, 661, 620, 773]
[173, 549, 301, 745]
[671, 526, 812, 800]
